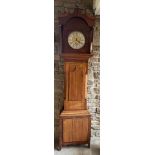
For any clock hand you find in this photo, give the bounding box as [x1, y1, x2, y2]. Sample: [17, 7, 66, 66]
[76, 39, 81, 44]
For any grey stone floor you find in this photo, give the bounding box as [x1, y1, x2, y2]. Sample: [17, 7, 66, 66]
[54, 138, 100, 155]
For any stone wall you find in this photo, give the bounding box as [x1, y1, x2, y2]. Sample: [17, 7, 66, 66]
[54, 0, 100, 145]
[88, 16, 100, 138]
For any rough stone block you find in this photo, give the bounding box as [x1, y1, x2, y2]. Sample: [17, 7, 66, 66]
[64, 3, 75, 8]
[91, 129, 96, 137]
[54, 7, 64, 18]
[96, 107, 100, 113]
[92, 62, 99, 67]
[92, 124, 100, 130]
[54, 0, 64, 7]
[54, 62, 59, 71]
[88, 80, 94, 85]
[92, 45, 100, 52]
[54, 72, 64, 80]
[89, 107, 97, 113]
[95, 95, 100, 99]
[96, 113, 100, 118]
[93, 66, 100, 71]
[93, 72, 100, 78]
[91, 120, 100, 125]
[95, 130, 100, 137]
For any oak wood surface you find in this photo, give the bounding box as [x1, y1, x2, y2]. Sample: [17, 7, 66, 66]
[59, 111, 91, 149]
[64, 62, 88, 110]
[63, 119, 73, 143]
[64, 101, 86, 110]
[72, 117, 88, 142]
[60, 110, 90, 117]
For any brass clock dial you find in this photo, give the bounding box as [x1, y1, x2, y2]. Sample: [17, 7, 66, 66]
[68, 31, 85, 49]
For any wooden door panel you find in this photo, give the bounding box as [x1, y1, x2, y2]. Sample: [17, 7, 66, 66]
[63, 119, 72, 143]
[68, 64, 84, 101]
[64, 62, 88, 110]
[72, 118, 88, 142]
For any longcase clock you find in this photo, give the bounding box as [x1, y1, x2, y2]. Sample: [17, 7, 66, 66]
[58, 8, 95, 150]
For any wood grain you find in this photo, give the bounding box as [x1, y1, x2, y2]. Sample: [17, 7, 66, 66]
[63, 119, 73, 143]
[72, 117, 88, 142]
[64, 62, 88, 110]
[59, 110, 91, 148]
[60, 110, 90, 117]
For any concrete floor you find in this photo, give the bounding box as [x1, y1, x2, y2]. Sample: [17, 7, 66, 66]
[54, 138, 100, 155]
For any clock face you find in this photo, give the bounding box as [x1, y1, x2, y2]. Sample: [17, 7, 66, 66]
[68, 31, 85, 49]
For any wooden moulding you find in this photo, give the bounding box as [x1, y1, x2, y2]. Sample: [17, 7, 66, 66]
[60, 110, 91, 117]
[64, 101, 87, 111]
[58, 8, 95, 27]
[60, 53, 93, 62]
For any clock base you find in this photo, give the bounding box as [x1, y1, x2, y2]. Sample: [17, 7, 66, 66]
[59, 110, 91, 150]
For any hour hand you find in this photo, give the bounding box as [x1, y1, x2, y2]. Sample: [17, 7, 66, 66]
[76, 39, 81, 44]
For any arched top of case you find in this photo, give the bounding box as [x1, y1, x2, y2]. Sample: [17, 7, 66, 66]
[58, 8, 95, 27]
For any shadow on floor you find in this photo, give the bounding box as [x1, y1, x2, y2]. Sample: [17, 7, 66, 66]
[54, 143, 100, 155]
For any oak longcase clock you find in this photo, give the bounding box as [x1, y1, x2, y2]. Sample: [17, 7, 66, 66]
[57, 8, 95, 150]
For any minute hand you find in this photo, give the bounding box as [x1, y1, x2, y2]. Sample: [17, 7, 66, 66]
[76, 40, 81, 44]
